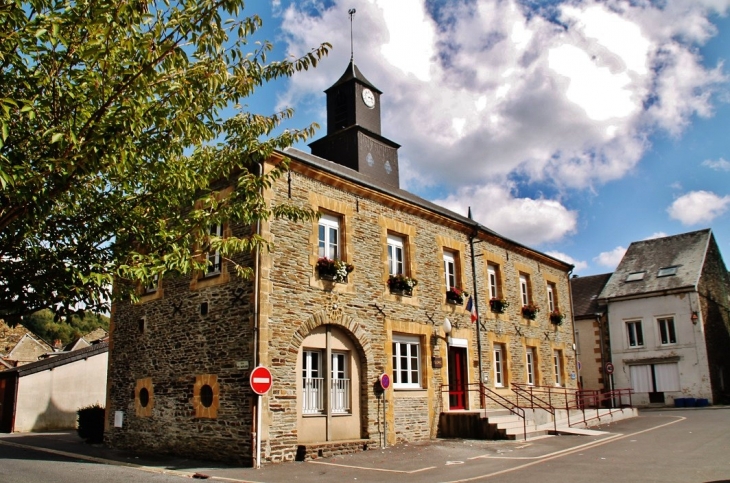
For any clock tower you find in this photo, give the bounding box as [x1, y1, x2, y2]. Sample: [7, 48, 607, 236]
[310, 61, 401, 188]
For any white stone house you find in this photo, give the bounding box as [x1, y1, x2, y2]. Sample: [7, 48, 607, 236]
[598, 229, 730, 406]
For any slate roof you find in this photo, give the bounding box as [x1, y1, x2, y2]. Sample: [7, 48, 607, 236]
[599, 229, 711, 301]
[0, 341, 108, 378]
[282, 147, 573, 271]
[570, 273, 612, 318]
[326, 61, 381, 93]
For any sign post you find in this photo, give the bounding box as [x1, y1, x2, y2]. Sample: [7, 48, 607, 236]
[378, 374, 390, 449]
[250, 366, 273, 469]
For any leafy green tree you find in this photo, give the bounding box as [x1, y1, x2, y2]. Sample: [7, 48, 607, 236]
[20, 309, 109, 346]
[0, 0, 329, 323]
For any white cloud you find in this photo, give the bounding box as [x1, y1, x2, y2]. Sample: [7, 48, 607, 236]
[667, 190, 730, 225]
[432, 183, 578, 246]
[702, 158, 730, 171]
[544, 251, 589, 272]
[276, 0, 729, 247]
[594, 246, 627, 269]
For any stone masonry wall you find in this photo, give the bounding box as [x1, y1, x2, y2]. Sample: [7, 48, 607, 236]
[106, 156, 576, 466]
[106, 222, 258, 466]
[698, 235, 730, 403]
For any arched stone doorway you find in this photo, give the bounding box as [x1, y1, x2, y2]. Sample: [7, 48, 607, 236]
[296, 323, 365, 442]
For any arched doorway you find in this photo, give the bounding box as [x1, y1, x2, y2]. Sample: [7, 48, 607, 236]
[297, 324, 363, 442]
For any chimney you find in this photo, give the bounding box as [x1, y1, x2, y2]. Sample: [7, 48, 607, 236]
[53, 339, 63, 350]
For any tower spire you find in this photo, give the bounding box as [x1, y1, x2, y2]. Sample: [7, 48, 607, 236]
[348, 8, 356, 62]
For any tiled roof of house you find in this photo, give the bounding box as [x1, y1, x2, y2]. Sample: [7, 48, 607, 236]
[599, 229, 711, 301]
[570, 273, 612, 318]
[0, 341, 108, 378]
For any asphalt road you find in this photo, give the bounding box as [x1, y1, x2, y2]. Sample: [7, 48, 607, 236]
[1, 408, 728, 483]
[0, 443, 187, 483]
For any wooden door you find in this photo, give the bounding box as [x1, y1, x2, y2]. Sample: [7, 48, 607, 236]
[448, 347, 467, 410]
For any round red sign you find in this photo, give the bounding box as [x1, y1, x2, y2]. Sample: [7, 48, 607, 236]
[378, 373, 390, 390]
[605, 362, 614, 375]
[250, 365, 273, 395]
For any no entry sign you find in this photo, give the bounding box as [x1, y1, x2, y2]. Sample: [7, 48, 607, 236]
[250, 365, 273, 395]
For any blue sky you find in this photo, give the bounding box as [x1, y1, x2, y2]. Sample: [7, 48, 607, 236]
[246, 0, 729, 276]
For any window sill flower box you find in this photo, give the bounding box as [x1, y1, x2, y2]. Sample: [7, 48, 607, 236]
[316, 257, 354, 284]
[446, 287, 467, 305]
[388, 274, 418, 297]
[489, 298, 509, 314]
[549, 310, 565, 326]
[521, 303, 539, 320]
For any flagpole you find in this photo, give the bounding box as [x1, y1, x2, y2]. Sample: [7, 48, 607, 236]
[468, 208, 484, 408]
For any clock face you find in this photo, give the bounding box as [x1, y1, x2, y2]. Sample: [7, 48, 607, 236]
[362, 88, 375, 108]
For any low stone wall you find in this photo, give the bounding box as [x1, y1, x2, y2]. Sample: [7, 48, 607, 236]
[294, 439, 377, 461]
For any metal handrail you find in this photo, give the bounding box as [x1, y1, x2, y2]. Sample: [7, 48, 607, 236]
[439, 382, 633, 438]
[510, 383, 634, 429]
[511, 383, 557, 432]
[439, 383, 527, 440]
[478, 383, 527, 441]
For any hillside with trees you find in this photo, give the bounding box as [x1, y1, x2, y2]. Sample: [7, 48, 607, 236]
[21, 310, 109, 347]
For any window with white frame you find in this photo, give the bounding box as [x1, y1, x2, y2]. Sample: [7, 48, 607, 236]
[526, 347, 536, 386]
[145, 273, 160, 293]
[443, 250, 457, 291]
[330, 352, 350, 414]
[392, 334, 421, 389]
[657, 317, 677, 345]
[302, 350, 351, 415]
[302, 350, 323, 414]
[387, 234, 405, 276]
[626, 320, 644, 348]
[494, 344, 504, 387]
[519, 274, 530, 306]
[546, 283, 556, 312]
[318, 214, 340, 260]
[487, 264, 499, 299]
[206, 223, 223, 276]
[553, 350, 562, 386]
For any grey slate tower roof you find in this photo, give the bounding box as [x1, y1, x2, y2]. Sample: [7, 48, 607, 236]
[599, 229, 712, 301]
[326, 61, 381, 94]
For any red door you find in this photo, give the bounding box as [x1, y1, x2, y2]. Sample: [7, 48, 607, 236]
[448, 347, 467, 410]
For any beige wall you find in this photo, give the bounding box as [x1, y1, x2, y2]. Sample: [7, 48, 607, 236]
[14, 352, 108, 432]
[576, 318, 604, 391]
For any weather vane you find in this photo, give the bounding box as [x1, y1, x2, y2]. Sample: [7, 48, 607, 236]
[349, 8, 356, 62]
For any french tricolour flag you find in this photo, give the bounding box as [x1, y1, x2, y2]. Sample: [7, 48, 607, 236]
[466, 296, 477, 323]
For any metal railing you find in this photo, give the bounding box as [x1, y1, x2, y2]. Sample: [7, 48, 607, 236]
[511, 383, 634, 429]
[303, 377, 324, 414]
[439, 383, 634, 439]
[303, 377, 351, 414]
[439, 383, 527, 440]
[331, 378, 351, 413]
[511, 383, 558, 432]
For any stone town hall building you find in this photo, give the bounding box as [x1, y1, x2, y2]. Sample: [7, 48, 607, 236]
[105, 62, 576, 465]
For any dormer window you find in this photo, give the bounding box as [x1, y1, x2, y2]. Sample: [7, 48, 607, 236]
[657, 266, 678, 277]
[625, 271, 646, 282]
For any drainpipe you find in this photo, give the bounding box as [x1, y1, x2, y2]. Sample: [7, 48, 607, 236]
[253, 160, 263, 467]
[253, 160, 262, 368]
[467, 208, 484, 407]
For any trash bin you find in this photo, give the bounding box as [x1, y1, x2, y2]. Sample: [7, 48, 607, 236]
[674, 398, 685, 407]
[684, 397, 696, 407]
[695, 398, 709, 407]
